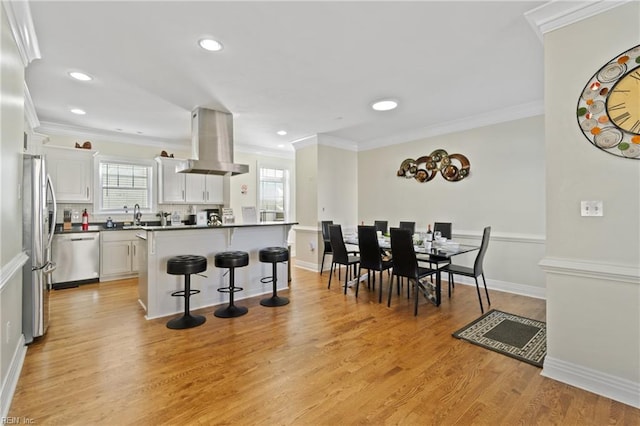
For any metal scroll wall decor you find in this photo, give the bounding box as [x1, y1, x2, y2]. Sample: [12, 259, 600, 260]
[396, 149, 470, 183]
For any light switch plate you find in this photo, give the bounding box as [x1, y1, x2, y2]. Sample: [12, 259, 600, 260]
[581, 200, 603, 217]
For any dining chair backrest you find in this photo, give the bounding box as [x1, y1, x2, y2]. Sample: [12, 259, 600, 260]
[328, 224, 349, 264]
[390, 227, 418, 279]
[358, 225, 382, 270]
[474, 226, 491, 275]
[374, 220, 388, 234]
[321, 220, 333, 242]
[434, 222, 452, 239]
[399, 221, 415, 234]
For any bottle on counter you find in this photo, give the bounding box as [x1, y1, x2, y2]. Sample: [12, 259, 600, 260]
[82, 209, 89, 230]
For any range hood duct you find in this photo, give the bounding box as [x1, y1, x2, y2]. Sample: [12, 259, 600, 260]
[176, 108, 249, 176]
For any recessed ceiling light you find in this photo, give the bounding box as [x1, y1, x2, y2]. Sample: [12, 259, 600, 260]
[199, 38, 223, 51]
[69, 71, 92, 81]
[277, 130, 287, 136]
[70, 108, 86, 115]
[372, 99, 398, 111]
[277, 144, 285, 148]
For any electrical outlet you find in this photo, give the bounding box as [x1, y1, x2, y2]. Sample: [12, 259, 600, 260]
[581, 200, 603, 217]
[309, 241, 316, 251]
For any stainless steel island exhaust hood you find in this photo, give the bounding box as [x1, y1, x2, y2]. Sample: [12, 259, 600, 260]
[176, 107, 249, 176]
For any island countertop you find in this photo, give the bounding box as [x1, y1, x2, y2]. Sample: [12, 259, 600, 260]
[137, 221, 298, 231]
[136, 221, 296, 319]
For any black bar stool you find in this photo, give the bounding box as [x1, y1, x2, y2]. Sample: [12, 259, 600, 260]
[259, 247, 290, 307]
[166, 255, 207, 329]
[214, 251, 249, 318]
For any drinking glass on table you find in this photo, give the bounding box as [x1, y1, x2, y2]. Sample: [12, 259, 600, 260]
[434, 231, 442, 240]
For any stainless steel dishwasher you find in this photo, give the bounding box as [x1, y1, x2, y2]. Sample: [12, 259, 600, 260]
[51, 231, 100, 289]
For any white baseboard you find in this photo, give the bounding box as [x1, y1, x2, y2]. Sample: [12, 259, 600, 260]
[295, 260, 320, 273]
[1, 335, 27, 418]
[542, 356, 640, 409]
[438, 274, 546, 300]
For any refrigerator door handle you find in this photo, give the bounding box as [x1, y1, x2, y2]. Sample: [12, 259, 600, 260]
[46, 174, 57, 249]
[43, 261, 57, 275]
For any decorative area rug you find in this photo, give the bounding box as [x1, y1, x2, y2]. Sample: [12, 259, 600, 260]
[452, 309, 547, 367]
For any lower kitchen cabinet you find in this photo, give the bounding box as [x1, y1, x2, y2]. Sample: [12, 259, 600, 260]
[100, 230, 140, 281]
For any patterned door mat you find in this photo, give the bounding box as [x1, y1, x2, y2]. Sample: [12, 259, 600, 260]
[452, 309, 546, 367]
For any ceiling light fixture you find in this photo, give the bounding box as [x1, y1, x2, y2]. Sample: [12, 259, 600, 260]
[372, 99, 398, 111]
[70, 108, 86, 115]
[69, 71, 92, 81]
[198, 38, 223, 51]
[277, 130, 287, 136]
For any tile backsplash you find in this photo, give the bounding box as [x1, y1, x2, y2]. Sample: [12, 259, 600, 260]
[54, 203, 222, 225]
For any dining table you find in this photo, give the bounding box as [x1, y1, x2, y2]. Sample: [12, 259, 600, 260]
[344, 234, 479, 306]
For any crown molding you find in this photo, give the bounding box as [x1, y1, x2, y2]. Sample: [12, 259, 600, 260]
[36, 121, 188, 152]
[2, 0, 41, 66]
[358, 100, 544, 152]
[291, 135, 318, 150]
[23, 83, 39, 129]
[235, 143, 294, 159]
[525, 0, 631, 42]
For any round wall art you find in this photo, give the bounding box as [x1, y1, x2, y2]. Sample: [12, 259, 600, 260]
[577, 44, 640, 159]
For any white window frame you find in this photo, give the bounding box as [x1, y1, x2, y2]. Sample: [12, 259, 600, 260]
[94, 155, 157, 214]
[257, 163, 290, 222]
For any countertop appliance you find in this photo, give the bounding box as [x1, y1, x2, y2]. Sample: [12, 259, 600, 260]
[22, 154, 57, 344]
[51, 232, 100, 289]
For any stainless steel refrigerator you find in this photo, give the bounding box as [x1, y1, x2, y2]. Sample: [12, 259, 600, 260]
[22, 154, 57, 344]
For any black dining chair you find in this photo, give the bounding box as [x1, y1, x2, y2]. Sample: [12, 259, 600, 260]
[433, 222, 452, 239]
[389, 227, 437, 316]
[328, 224, 360, 295]
[399, 221, 415, 234]
[430, 222, 454, 272]
[357, 225, 393, 303]
[442, 226, 491, 313]
[320, 220, 333, 275]
[374, 220, 388, 234]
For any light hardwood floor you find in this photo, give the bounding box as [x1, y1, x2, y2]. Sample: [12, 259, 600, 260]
[9, 264, 640, 425]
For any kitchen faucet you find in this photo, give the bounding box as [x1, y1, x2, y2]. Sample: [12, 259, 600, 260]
[133, 204, 142, 226]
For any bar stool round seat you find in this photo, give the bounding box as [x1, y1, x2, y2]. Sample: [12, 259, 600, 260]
[214, 251, 249, 318]
[166, 255, 207, 329]
[259, 247, 290, 307]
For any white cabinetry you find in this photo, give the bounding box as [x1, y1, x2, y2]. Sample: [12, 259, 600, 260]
[44, 146, 96, 202]
[157, 157, 223, 204]
[100, 230, 140, 281]
[158, 158, 186, 203]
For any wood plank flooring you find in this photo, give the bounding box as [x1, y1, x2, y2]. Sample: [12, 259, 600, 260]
[9, 264, 640, 425]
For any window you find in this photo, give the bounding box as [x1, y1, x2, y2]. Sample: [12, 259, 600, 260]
[258, 166, 289, 222]
[95, 157, 155, 213]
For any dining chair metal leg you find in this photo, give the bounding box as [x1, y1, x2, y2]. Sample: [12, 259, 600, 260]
[482, 273, 491, 306]
[321, 252, 326, 274]
[414, 279, 420, 316]
[378, 271, 384, 304]
[474, 277, 484, 314]
[328, 262, 335, 289]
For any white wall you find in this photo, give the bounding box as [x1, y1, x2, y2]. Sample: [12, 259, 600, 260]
[357, 115, 546, 295]
[0, 4, 28, 416]
[540, 2, 640, 408]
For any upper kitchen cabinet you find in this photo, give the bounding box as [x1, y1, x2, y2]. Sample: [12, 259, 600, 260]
[186, 174, 223, 204]
[156, 157, 223, 205]
[157, 158, 186, 203]
[44, 146, 96, 203]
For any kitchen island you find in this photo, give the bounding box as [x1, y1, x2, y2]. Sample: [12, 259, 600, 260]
[135, 222, 295, 320]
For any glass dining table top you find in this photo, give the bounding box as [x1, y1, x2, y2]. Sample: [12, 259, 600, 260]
[344, 235, 479, 260]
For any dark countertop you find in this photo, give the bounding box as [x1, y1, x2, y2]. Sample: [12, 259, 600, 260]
[54, 221, 297, 234]
[140, 221, 298, 231]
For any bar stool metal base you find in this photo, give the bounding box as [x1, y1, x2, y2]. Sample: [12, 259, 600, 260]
[166, 313, 206, 329]
[214, 304, 248, 318]
[260, 295, 289, 307]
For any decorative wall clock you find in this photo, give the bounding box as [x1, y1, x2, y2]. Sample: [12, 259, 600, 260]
[577, 44, 640, 159]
